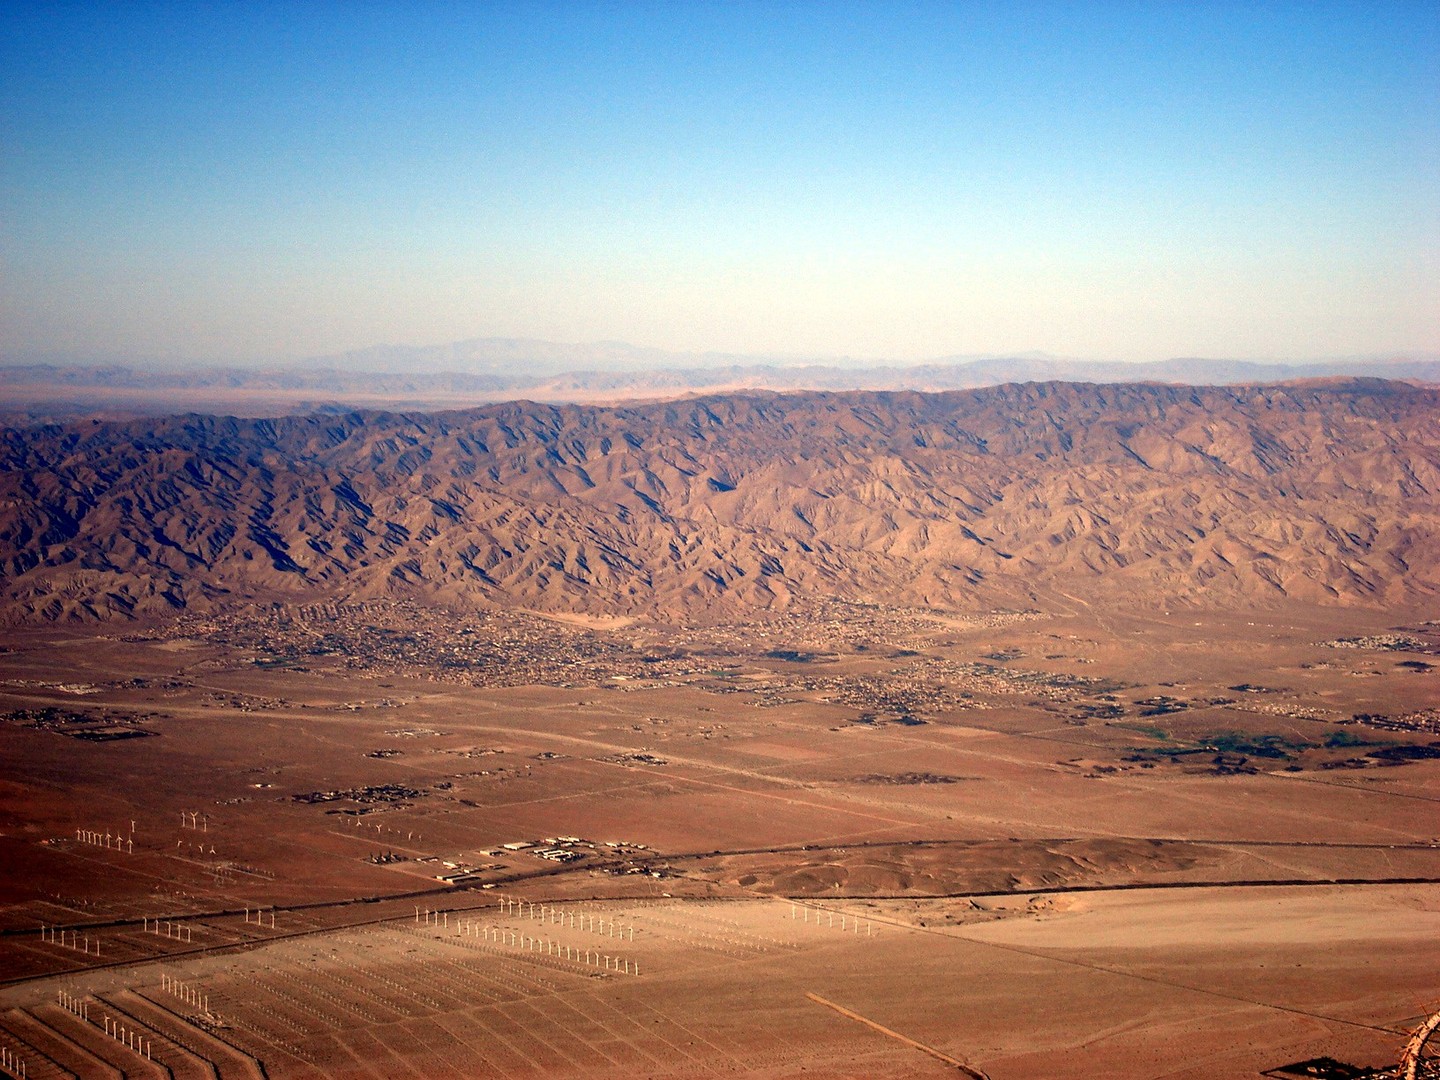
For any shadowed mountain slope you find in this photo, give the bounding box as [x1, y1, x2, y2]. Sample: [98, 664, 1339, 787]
[1, 381, 1436, 622]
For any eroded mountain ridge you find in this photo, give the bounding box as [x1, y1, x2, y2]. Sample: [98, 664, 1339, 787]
[2, 380, 1436, 622]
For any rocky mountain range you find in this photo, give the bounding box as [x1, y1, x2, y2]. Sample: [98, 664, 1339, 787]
[1, 380, 1436, 623]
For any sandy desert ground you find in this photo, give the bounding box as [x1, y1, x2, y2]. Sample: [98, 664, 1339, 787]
[0, 601, 1436, 1078]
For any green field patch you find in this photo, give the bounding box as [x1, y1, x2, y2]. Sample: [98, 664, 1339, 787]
[1110, 721, 1172, 742]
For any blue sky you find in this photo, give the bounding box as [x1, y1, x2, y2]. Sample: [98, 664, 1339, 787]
[2, 1, 1436, 365]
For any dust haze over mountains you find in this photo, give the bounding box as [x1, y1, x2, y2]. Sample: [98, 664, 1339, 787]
[2, 379, 1435, 625]
[1, 338, 1436, 424]
[294, 338, 1440, 383]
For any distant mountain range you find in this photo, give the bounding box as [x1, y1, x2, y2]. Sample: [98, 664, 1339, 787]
[2, 380, 1436, 623]
[302, 337, 808, 376]
[297, 338, 1440, 384]
[1, 339, 1436, 423]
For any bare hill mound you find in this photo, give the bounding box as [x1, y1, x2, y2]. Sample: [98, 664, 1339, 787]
[2, 381, 1436, 622]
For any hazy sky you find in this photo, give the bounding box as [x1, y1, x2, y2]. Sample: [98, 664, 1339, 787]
[2, 1, 1437, 366]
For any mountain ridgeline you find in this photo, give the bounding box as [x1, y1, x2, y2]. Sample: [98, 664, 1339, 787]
[2, 381, 1437, 623]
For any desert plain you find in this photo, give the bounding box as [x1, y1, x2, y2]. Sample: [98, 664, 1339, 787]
[1, 597, 1437, 1079]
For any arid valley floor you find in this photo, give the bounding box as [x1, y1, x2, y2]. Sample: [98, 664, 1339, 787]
[1, 600, 1437, 1079]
